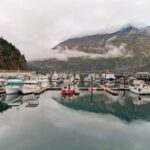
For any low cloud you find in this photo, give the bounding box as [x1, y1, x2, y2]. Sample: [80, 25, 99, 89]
[49, 43, 133, 61]
[0, 0, 150, 60]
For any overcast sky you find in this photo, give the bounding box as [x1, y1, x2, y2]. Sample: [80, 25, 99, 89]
[0, 0, 150, 60]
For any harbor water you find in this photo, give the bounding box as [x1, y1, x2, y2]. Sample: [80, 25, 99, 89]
[0, 91, 150, 150]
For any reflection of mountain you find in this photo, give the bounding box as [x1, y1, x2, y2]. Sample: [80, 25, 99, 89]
[59, 92, 150, 122]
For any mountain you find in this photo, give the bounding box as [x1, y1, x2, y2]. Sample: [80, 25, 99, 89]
[30, 25, 150, 72]
[0, 37, 28, 70]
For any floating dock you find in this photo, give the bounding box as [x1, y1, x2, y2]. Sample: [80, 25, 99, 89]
[100, 86, 119, 96]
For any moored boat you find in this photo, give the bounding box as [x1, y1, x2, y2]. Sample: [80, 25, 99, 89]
[21, 77, 39, 95]
[61, 81, 74, 95]
[129, 80, 150, 95]
[5, 78, 23, 94]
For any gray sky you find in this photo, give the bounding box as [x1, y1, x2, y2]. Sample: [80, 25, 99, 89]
[0, 0, 150, 60]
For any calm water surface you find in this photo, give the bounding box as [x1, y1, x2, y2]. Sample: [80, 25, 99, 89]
[0, 91, 150, 150]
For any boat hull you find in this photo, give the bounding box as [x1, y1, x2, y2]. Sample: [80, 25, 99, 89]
[61, 89, 74, 95]
[5, 86, 21, 95]
[129, 87, 150, 95]
[21, 86, 36, 95]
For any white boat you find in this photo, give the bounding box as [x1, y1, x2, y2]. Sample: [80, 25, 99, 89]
[61, 80, 74, 95]
[33, 75, 50, 94]
[0, 78, 7, 93]
[0, 78, 7, 86]
[59, 73, 67, 83]
[74, 74, 80, 82]
[68, 73, 74, 82]
[21, 78, 39, 94]
[5, 78, 23, 94]
[51, 72, 58, 82]
[102, 72, 115, 86]
[129, 80, 150, 95]
[84, 76, 92, 82]
[39, 75, 50, 89]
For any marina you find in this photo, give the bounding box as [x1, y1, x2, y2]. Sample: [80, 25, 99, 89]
[0, 71, 150, 150]
[0, 71, 150, 96]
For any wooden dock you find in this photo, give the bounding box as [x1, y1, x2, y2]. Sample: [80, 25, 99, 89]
[100, 86, 119, 96]
[46, 86, 129, 91]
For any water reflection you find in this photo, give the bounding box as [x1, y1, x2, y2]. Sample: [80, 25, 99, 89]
[58, 91, 150, 123]
[0, 91, 150, 150]
[0, 94, 40, 112]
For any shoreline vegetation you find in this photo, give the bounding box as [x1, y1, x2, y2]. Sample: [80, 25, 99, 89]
[0, 37, 28, 70]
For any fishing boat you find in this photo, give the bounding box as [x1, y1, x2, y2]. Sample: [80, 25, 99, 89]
[74, 74, 80, 82]
[68, 73, 74, 82]
[0, 78, 7, 86]
[39, 75, 50, 89]
[101, 71, 115, 86]
[5, 78, 23, 94]
[0, 78, 7, 94]
[51, 72, 58, 82]
[129, 80, 150, 95]
[21, 77, 39, 95]
[61, 81, 74, 95]
[59, 73, 67, 84]
[84, 76, 91, 82]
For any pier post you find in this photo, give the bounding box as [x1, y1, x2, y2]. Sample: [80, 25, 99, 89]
[123, 75, 126, 89]
[90, 76, 94, 105]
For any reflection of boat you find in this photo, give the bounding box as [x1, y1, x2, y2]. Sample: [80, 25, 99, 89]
[0, 95, 5, 102]
[61, 95, 73, 102]
[21, 94, 36, 103]
[129, 80, 150, 95]
[6, 78, 23, 94]
[3, 94, 22, 106]
[4, 94, 21, 103]
[26, 99, 39, 107]
[130, 93, 150, 105]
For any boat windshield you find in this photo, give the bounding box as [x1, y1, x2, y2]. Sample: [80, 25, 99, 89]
[7, 82, 24, 86]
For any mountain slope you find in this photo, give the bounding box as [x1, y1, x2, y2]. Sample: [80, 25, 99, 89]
[0, 37, 28, 70]
[30, 25, 150, 72]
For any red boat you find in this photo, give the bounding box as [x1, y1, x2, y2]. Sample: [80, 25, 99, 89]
[61, 83, 74, 95]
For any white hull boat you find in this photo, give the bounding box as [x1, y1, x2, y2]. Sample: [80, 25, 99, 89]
[21, 85, 36, 94]
[129, 86, 150, 95]
[6, 78, 23, 95]
[5, 86, 21, 95]
[129, 80, 150, 95]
